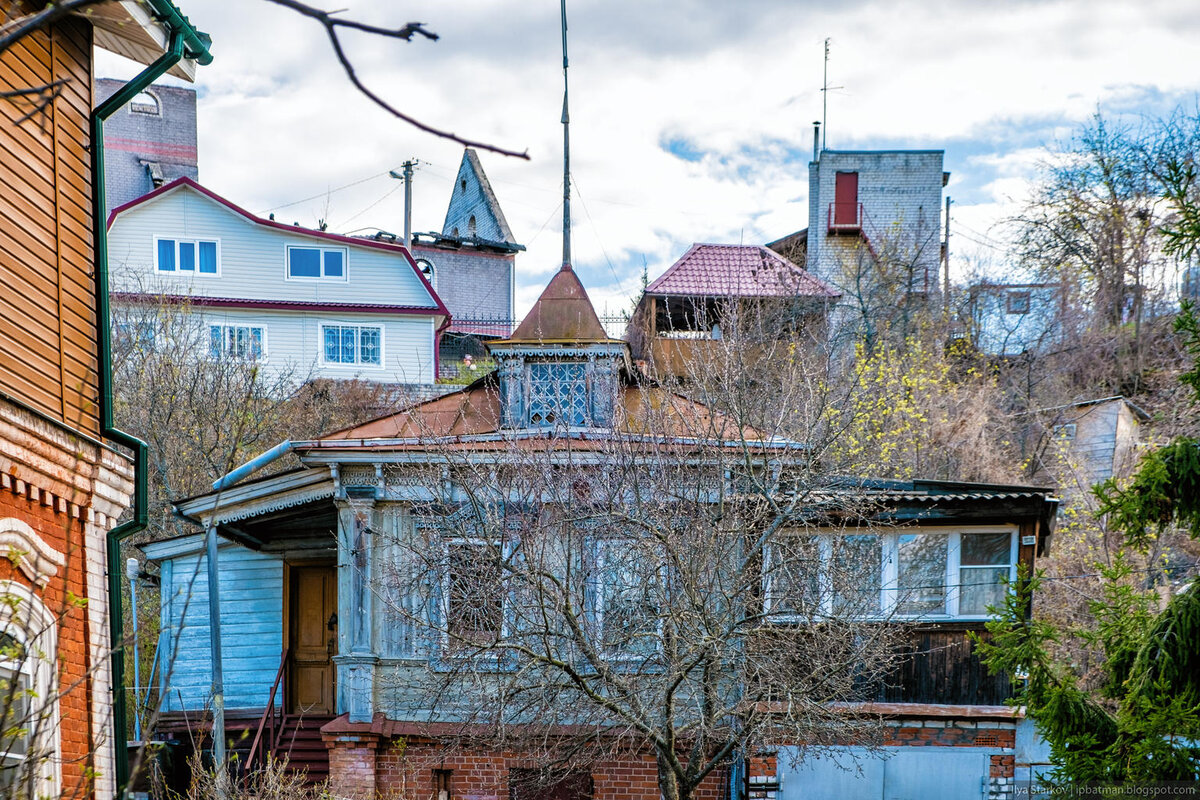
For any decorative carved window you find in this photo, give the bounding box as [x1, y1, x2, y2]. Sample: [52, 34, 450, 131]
[591, 538, 662, 658]
[445, 541, 503, 646]
[527, 362, 589, 427]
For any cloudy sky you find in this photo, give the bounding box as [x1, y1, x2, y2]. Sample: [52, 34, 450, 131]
[97, 0, 1200, 318]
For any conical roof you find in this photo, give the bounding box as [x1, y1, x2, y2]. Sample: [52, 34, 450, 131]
[503, 267, 613, 343]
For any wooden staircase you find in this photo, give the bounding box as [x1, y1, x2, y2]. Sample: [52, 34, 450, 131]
[273, 714, 334, 785]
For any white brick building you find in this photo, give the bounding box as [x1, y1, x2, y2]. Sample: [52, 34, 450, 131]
[806, 149, 947, 299]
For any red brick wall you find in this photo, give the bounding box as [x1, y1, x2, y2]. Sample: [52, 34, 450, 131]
[882, 722, 1015, 749]
[369, 740, 731, 800]
[990, 753, 1015, 779]
[0, 478, 97, 795]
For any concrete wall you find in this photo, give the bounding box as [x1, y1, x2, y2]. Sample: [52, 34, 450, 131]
[96, 78, 198, 215]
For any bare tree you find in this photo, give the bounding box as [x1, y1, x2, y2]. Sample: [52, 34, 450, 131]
[346, 314, 910, 800]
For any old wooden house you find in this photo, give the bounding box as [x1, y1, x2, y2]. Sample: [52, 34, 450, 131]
[1, 1, 209, 796]
[144, 265, 1056, 800]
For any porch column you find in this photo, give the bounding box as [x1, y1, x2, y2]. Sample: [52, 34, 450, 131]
[335, 501, 378, 723]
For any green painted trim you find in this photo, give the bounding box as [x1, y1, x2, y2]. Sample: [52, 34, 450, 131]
[144, 0, 213, 65]
[90, 21, 200, 796]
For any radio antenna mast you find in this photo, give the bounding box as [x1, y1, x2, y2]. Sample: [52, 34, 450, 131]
[560, 0, 572, 271]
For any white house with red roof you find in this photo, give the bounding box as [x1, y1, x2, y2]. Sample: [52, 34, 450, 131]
[627, 243, 839, 381]
[107, 177, 450, 385]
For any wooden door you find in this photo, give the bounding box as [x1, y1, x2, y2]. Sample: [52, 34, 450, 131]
[288, 566, 337, 714]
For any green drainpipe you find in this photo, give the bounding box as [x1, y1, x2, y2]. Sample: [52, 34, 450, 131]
[90, 7, 211, 796]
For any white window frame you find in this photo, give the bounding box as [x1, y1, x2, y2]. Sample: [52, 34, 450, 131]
[0, 580, 60, 797]
[208, 323, 267, 362]
[765, 526, 1019, 622]
[153, 236, 222, 276]
[590, 537, 665, 661]
[285, 245, 349, 282]
[319, 322, 384, 369]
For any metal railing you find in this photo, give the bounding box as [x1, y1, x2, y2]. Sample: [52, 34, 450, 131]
[446, 315, 630, 340]
[246, 648, 288, 772]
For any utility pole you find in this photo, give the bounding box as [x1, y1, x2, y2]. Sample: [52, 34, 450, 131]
[560, 0, 572, 270]
[943, 196, 952, 316]
[389, 159, 418, 247]
[206, 523, 227, 796]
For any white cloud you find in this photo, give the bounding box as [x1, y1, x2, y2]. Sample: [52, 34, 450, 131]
[95, 0, 1200, 317]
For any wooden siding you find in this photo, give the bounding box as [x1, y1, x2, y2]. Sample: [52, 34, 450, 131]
[876, 625, 1013, 706]
[0, 14, 100, 437]
[158, 544, 285, 712]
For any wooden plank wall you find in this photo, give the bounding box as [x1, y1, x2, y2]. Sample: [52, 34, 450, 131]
[0, 10, 100, 438]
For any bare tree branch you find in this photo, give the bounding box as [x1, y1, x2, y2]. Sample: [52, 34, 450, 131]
[1, 0, 531, 159]
[261, 0, 531, 160]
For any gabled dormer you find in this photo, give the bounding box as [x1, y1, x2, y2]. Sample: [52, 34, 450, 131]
[487, 266, 629, 430]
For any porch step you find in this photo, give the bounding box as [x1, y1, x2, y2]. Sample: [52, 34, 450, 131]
[274, 715, 334, 785]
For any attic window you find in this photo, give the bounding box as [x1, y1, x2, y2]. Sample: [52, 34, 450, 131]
[467, 216, 477, 237]
[129, 90, 160, 116]
[1006, 291, 1031, 314]
[527, 362, 589, 427]
[460, 179, 467, 193]
[416, 258, 436, 289]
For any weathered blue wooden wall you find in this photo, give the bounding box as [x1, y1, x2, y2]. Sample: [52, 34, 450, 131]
[151, 538, 284, 712]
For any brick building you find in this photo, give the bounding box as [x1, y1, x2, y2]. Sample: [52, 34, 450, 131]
[95, 77, 199, 217]
[1, 1, 209, 797]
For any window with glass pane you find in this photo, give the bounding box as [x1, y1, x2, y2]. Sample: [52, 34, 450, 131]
[959, 532, 1012, 616]
[897, 533, 948, 616]
[157, 239, 175, 271]
[832, 534, 882, 615]
[178, 241, 195, 271]
[769, 535, 822, 616]
[209, 325, 264, 360]
[198, 241, 218, 273]
[359, 327, 381, 365]
[324, 250, 344, 277]
[446, 542, 503, 646]
[596, 540, 660, 655]
[0, 634, 30, 793]
[289, 246, 346, 279]
[528, 362, 589, 426]
[289, 248, 322, 278]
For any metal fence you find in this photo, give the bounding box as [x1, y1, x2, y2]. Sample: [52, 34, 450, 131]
[439, 316, 631, 380]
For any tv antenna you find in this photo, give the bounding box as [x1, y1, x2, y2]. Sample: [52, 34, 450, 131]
[820, 37, 843, 151]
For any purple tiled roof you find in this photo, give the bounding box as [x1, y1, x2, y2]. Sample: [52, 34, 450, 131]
[645, 244, 839, 299]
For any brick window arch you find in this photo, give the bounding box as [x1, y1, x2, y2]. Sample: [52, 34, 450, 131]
[0, 579, 60, 796]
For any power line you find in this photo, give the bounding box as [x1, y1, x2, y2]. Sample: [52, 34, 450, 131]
[261, 169, 392, 215]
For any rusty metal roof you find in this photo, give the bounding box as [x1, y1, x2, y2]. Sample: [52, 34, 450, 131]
[504, 267, 615, 343]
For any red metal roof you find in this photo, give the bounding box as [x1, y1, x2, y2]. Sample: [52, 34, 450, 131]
[645, 244, 839, 299]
